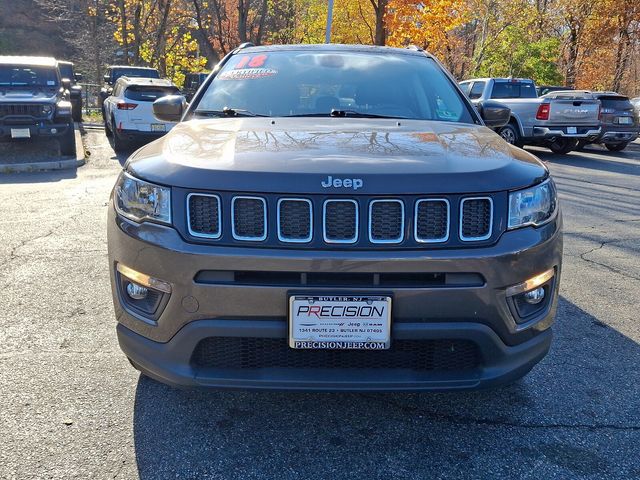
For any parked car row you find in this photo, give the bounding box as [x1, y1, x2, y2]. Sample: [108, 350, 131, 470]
[0, 55, 77, 156]
[459, 77, 640, 153]
[99, 65, 210, 151]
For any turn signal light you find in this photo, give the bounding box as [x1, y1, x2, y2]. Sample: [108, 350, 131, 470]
[535, 103, 550, 120]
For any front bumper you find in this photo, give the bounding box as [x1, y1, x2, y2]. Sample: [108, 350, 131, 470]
[0, 121, 71, 139]
[532, 125, 601, 141]
[108, 206, 563, 391]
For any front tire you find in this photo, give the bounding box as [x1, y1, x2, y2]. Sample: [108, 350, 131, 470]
[72, 100, 82, 122]
[605, 142, 628, 152]
[59, 123, 76, 156]
[498, 123, 522, 147]
[548, 138, 578, 155]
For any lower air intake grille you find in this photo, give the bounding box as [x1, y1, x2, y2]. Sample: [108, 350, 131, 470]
[460, 197, 492, 241]
[415, 199, 449, 242]
[324, 200, 358, 243]
[232, 196, 266, 241]
[188, 194, 220, 238]
[192, 337, 481, 372]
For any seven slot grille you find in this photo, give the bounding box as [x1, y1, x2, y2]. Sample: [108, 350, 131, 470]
[187, 194, 221, 238]
[278, 199, 312, 242]
[186, 194, 494, 245]
[0, 104, 46, 118]
[460, 197, 493, 241]
[232, 197, 267, 241]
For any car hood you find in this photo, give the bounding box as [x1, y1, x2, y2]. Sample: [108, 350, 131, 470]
[0, 88, 58, 103]
[127, 118, 548, 194]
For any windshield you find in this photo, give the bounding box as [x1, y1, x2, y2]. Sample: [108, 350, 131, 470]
[196, 50, 475, 123]
[0, 65, 58, 87]
[58, 64, 73, 80]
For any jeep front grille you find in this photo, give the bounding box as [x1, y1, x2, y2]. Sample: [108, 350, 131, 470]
[460, 197, 493, 241]
[232, 196, 267, 241]
[369, 200, 404, 243]
[415, 199, 449, 242]
[323, 199, 358, 243]
[183, 193, 496, 247]
[0, 104, 46, 118]
[278, 199, 312, 243]
[187, 193, 221, 238]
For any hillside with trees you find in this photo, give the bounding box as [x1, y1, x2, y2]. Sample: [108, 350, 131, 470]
[0, 0, 638, 95]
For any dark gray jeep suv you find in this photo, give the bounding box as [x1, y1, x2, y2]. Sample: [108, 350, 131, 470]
[108, 44, 562, 391]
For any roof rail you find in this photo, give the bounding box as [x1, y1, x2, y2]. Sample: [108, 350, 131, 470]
[236, 42, 255, 51]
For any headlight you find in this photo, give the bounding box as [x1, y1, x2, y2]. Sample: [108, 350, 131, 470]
[41, 104, 53, 115]
[114, 172, 171, 224]
[508, 179, 557, 229]
[55, 101, 72, 117]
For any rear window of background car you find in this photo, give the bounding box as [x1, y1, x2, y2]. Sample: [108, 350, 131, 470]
[491, 81, 537, 99]
[598, 96, 633, 111]
[125, 86, 179, 101]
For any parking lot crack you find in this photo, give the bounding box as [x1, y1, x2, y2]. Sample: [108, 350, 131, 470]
[578, 241, 640, 282]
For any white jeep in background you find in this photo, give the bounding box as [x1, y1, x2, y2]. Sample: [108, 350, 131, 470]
[103, 76, 179, 151]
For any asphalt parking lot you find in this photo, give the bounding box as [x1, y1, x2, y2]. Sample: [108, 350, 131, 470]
[1, 129, 639, 479]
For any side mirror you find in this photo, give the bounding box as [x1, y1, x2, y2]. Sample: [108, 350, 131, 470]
[153, 95, 187, 122]
[61, 78, 72, 90]
[103, 74, 110, 84]
[74, 73, 83, 82]
[477, 100, 511, 128]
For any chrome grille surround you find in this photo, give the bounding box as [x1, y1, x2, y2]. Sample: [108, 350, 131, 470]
[369, 199, 404, 244]
[323, 199, 359, 244]
[231, 196, 267, 241]
[187, 193, 222, 239]
[459, 197, 493, 242]
[277, 198, 313, 243]
[414, 198, 450, 243]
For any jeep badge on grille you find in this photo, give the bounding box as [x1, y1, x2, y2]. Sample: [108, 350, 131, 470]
[321, 176, 363, 190]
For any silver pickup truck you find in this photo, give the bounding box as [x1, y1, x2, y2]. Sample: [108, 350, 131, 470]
[460, 78, 601, 154]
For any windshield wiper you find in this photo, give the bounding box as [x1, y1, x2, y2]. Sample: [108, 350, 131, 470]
[193, 107, 267, 117]
[284, 110, 409, 119]
[330, 109, 409, 119]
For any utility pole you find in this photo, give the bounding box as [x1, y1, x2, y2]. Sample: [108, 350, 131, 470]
[325, 0, 334, 44]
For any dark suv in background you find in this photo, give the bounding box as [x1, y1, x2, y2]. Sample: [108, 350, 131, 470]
[182, 72, 209, 101]
[550, 91, 640, 151]
[57, 60, 83, 122]
[0, 56, 75, 156]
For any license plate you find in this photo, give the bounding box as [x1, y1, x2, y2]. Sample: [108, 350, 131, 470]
[566, 127, 577, 134]
[151, 123, 166, 132]
[11, 128, 30, 139]
[616, 116, 633, 125]
[289, 295, 391, 349]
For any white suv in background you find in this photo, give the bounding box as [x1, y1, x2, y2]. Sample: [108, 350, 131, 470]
[104, 76, 180, 151]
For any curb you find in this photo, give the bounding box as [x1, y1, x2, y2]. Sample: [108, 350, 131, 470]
[0, 123, 86, 173]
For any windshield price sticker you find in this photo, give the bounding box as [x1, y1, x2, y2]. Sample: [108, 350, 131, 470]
[289, 295, 391, 350]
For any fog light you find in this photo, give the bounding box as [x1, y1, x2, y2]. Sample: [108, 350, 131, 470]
[126, 282, 148, 300]
[51, 128, 57, 134]
[506, 268, 555, 297]
[116, 263, 171, 293]
[523, 287, 545, 304]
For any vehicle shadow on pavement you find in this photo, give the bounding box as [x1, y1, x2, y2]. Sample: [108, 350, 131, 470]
[531, 148, 640, 176]
[131, 297, 640, 479]
[0, 168, 78, 184]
